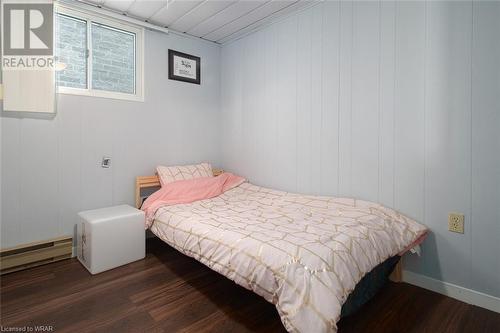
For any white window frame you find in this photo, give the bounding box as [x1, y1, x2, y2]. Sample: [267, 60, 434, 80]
[55, 4, 144, 102]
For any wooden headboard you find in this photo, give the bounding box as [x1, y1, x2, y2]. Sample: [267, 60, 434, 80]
[135, 168, 224, 208]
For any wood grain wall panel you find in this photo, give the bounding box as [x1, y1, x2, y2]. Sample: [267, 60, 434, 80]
[351, 1, 380, 202]
[393, 1, 425, 222]
[20, 119, 59, 244]
[378, 1, 396, 208]
[80, 103, 114, 211]
[250, 30, 268, 185]
[406, 0, 473, 289]
[273, 16, 298, 191]
[221, 41, 243, 176]
[470, 0, 500, 298]
[56, 98, 83, 237]
[320, 1, 340, 196]
[220, 1, 499, 298]
[310, 5, 323, 195]
[338, 1, 353, 197]
[1, 118, 22, 246]
[1, 31, 222, 249]
[261, 26, 279, 189]
[296, 10, 313, 194]
[241, 34, 260, 181]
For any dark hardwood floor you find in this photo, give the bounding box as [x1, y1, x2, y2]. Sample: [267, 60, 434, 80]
[1, 238, 499, 333]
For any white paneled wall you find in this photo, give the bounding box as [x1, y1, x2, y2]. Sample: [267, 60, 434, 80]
[1, 30, 221, 248]
[220, 1, 500, 298]
[470, 1, 500, 298]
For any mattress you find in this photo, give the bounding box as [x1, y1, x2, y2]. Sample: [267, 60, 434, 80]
[149, 182, 427, 332]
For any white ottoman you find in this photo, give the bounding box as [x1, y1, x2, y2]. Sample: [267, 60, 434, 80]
[77, 205, 145, 274]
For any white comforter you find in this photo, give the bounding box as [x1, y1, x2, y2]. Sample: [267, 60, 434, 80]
[149, 182, 427, 332]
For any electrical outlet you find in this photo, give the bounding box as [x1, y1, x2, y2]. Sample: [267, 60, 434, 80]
[448, 213, 464, 233]
[101, 156, 111, 168]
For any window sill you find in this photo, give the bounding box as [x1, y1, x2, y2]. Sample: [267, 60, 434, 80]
[57, 87, 144, 102]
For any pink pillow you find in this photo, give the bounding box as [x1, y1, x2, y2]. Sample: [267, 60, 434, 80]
[156, 162, 213, 187]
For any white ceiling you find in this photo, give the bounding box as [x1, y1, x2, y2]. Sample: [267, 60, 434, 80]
[81, 0, 315, 44]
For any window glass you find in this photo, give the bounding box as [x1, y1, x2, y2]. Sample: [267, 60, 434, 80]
[91, 23, 136, 94]
[55, 14, 87, 89]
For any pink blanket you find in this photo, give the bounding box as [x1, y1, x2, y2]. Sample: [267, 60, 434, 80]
[141, 173, 246, 227]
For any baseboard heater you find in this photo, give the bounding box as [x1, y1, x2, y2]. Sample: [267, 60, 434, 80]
[0, 236, 73, 275]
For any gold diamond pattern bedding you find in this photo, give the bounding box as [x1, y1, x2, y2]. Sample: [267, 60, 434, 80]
[156, 162, 213, 186]
[149, 182, 427, 332]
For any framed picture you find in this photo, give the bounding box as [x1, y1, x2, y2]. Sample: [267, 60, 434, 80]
[168, 49, 201, 85]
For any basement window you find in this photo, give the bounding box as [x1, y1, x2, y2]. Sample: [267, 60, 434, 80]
[55, 6, 144, 102]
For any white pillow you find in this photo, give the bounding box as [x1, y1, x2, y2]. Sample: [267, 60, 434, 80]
[156, 162, 213, 186]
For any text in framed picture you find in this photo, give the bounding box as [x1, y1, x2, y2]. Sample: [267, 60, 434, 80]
[168, 49, 200, 85]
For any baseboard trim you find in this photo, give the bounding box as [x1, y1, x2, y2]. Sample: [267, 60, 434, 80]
[403, 270, 500, 314]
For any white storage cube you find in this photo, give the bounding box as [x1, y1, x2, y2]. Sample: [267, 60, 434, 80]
[77, 205, 145, 274]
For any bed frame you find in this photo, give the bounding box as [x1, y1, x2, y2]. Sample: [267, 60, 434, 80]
[134, 168, 402, 282]
[390, 261, 402, 282]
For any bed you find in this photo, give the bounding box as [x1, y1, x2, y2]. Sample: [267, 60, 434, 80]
[136, 170, 427, 333]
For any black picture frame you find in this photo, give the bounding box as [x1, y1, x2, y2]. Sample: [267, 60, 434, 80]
[168, 49, 201, 85]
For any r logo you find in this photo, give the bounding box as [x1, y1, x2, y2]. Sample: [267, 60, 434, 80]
[2, 3, 53, 56]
